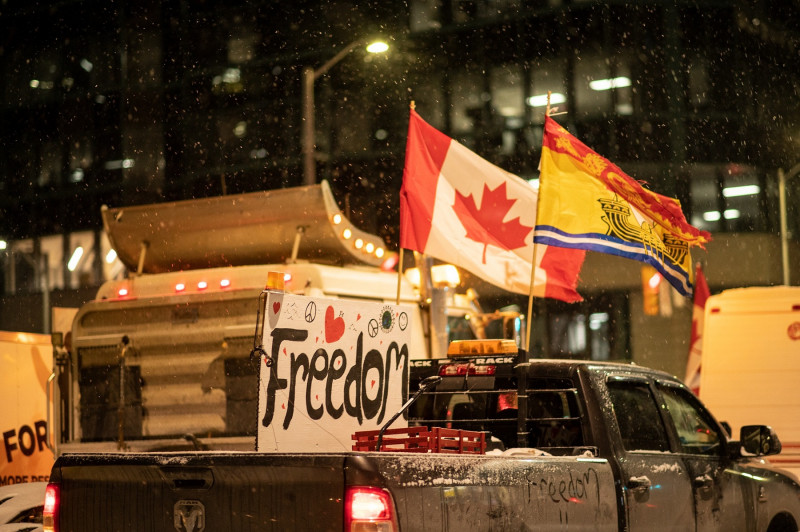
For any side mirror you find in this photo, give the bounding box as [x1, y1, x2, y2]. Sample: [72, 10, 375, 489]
[740, 425, 782, 457]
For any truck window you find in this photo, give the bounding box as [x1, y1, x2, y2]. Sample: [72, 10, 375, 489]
[411, 387, 585, 451]
[447, 316, 476, 342]
[607, 380, 670, 452]
[525, 387, 585, 451]
[657, 384, 722, 455]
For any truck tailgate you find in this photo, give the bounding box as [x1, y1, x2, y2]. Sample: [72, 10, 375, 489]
[363, 453, 619, 531]
[50, 452, 346, 531]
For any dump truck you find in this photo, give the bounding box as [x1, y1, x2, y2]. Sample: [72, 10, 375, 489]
[51, 181, 519, 456]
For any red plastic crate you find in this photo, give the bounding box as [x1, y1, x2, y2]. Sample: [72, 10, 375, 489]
[429, 427, 486, 454]
[352, 426, 486, 454]
[352, 426, 430, 452]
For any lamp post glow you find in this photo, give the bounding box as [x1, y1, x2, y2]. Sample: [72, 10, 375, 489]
[302, 39, 389, 186]
[778, 163, 800, 285]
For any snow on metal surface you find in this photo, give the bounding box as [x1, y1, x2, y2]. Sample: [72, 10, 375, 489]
[0, 482, 45, 526]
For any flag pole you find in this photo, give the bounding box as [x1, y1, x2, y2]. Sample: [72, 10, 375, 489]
[395, 247, 404, 305]
[524, 92, 553, 352]
[396, 100, 416, 306]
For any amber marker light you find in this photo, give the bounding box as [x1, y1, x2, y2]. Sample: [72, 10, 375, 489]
[266, 271, 286, 291]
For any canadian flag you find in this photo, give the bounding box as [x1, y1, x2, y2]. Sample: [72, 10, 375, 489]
[684, 264, 710, 395]
[400, 109, 585, 302]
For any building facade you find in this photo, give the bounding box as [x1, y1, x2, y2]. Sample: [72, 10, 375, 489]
[2, 0, 799, 375]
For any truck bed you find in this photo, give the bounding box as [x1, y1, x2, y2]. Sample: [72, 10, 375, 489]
[49, 451, 618, 531]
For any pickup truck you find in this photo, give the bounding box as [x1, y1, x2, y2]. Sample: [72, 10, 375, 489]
[44, 340, 800, 532]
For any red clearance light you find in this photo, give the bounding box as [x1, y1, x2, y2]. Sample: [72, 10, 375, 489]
[175, 282, 186, 292]
[439, 363, 496, 377]
[43, 483, 59, 532]
[117, 287, 129, 297]
[471, 365, 496, 376]
[344, 486, 397, 532]
[197, 281, 208, 290]
[220, 279, 231, 289]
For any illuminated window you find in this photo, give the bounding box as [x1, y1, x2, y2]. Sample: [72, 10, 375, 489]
[575, 56, 633, 116]
[689, 164, 766, 233]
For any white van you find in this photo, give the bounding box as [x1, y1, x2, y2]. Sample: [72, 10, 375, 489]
[699, 286, 800, 478]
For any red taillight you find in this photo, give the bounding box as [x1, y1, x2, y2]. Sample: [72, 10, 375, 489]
[43, 483, 59, 532]
[438, 363, 496, 377]
[220, 279, 231, 289]
[117, 287, 129, 297]
[197, 281, 208, 290]
[344, 486, 397, 532]
[471, 365, 496, 376]
[175, 282, 186, 292]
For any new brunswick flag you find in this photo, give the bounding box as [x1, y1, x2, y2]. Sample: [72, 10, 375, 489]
[534, 116, 711, 296]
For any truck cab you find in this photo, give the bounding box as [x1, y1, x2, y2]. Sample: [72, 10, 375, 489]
[409, 339, 800, 532]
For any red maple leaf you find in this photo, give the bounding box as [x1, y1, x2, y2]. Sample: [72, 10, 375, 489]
[452, 182, 532, 263]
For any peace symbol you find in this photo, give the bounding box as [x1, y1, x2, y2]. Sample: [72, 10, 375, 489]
[368, 319, 379, 338]
[305, 301, 316, 323]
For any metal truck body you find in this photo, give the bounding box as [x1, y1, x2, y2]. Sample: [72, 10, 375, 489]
[53, 182, 510, 456]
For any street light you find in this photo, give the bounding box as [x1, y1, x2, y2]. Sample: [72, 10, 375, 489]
[302, 38, 389, 186]
[778, 163, 800, 285]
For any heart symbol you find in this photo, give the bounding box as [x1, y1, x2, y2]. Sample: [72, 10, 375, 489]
[325, 306, 345, 343]
[357, 314, 361, 321]
[281, 403, 286, 410]
[282, 347, 287, 355]
[273, 302, 281, 314]
[371, 379, 376, 388]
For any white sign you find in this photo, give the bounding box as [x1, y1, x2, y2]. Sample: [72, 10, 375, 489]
[256, 292, 412, 452]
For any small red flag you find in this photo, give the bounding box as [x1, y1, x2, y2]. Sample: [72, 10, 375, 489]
[685, 264, 710, 395]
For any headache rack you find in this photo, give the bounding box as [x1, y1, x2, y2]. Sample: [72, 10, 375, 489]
[352, 426, 486, 454]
